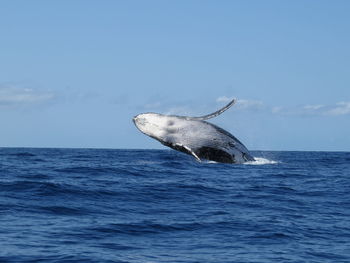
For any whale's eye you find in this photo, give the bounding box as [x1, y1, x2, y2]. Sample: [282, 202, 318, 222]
[167, 120, 174, 126]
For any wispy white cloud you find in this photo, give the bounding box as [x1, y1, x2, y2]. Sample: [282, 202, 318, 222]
[216, 96, 265, 111]
[271, 102, 350, 116]
[216, 96, 350, 117]
[271, 106, 283, 114]
[298, 104, 327, 116]
[216, 96, 234, 103]
[303, 104, 325, 111]
[0, 85, 55, 107]
[138, 96, 350, 118]
[236, 99, 265, 110]
[325, 102, 350, 116]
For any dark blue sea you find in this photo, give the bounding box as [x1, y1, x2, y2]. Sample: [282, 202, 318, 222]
[0, 148, 349, 263]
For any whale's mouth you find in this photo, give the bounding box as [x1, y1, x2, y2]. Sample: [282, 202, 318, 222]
[132, 116, 139, 125]
[132, 114, 155, 137]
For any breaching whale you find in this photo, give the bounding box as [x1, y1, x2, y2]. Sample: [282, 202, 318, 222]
[133, 99, 255, 164]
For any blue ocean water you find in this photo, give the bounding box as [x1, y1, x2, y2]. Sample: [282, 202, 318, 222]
[0, 148, 349, 263]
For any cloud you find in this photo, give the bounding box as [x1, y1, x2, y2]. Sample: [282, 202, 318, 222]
[216, 96, 234, 103]
[303, 104, 325, 110]
[216, 96, 265, 111]
[0, 85, 55, 107]
[217, 96, 350, 117]
[236, 99, 265, 110]
[325, 102, 350, 116]
[270, 102, 350, 116]
[271, 106, 283, 114]
[138, 96, 350, 118]
[292, 102, 350, 116]
[298, 104, 327, 116]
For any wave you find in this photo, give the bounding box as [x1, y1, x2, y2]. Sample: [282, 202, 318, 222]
[1, 148, 348, 263]
[9, 152, 36, 157]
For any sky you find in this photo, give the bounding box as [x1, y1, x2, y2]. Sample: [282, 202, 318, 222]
[0, 0, 349, 151]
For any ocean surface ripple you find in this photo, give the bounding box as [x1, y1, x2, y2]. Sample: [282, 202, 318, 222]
[0, 148, 349, 263]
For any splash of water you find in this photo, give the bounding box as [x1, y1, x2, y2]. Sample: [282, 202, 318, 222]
[203, 157, 278, 165]
[244, 157, 278, 165]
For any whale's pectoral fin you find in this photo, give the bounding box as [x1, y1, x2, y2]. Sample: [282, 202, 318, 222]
[187, 98, 236, 121]
[173, 143, 201, 162]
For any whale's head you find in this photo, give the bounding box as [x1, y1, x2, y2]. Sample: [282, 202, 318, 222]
[133, 113, 176, 141]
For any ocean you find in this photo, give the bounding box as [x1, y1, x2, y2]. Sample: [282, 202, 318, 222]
[0, 148, 349, 263]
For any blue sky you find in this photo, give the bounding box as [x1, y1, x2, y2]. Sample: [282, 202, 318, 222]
[0, 1, 349, 151]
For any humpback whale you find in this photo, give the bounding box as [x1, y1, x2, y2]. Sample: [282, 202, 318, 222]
[133, 99, 255, 164]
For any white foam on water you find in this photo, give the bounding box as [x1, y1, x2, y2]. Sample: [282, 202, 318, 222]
[202, 157, 278, 165]
[244, 157, 279, 165]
